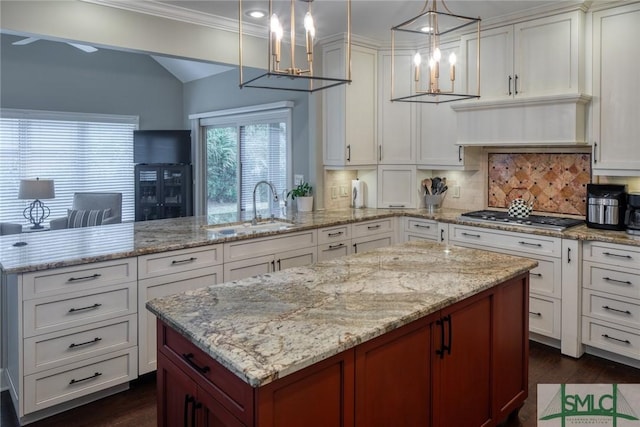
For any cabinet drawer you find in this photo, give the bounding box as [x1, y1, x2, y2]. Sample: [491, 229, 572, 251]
[352, 218, 394, 238]
[318, 241, 352, 262]
[529, 258, 561, 299]
[529, 296, 561, 339]
[159, 322, 253, 425]
[450, 225, 561, 257]
[317, 225, 351, 245]
[583, 290, 640, 330]
[22, 258, 137, 300]
[352, 233, 394, 254]
[224, 230, 316, 263]
[24, 315, 137, 375]
[138, 245, 223, 279]
[582, 318, 640, 360]
[583, 241, 640, 268]
[404, 218, 438, 238]
[24, 347, 137, 414]
[583, 262, 640, 299]
[24, 283, 137, 338]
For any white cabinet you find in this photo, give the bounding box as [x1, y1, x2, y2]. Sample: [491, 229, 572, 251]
[377, 165, 417, 209]
[351, 218, 395, 254]
[223, 230, 317, 281]
[377, 50, 416, 165]
[591, 2, 640, 176]
[138, 245, 223, 374]
[317, 224, 353, 262]
[5, 259, 138, 423]
[323, 41, 377, 167]
[460, 11, 583, 100]
[449, 224, 565, 343]
[403, 217, 439, 242]
[582, 241, 640, 360]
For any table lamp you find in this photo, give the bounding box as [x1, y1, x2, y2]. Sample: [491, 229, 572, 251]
[19, 178, 55, 229]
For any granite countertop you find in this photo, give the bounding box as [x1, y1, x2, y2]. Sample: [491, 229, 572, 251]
[2, 207, 639, 274]
[146, 240, 538, 387]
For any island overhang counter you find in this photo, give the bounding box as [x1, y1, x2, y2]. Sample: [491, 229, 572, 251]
[147, 241, 538, 427]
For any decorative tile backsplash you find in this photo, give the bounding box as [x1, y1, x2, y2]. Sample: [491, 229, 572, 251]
[488, 153, 591, 216]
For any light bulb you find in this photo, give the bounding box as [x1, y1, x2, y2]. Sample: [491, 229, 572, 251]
[270, 14, 283, 40]
[449, 52, 457, 65]
[433, 48, 441, 62]
[429, 57, 436, 69]
[413, 53, 422, 67]
[304, 12, 315, 38]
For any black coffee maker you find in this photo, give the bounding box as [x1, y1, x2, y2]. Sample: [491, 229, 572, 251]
[625, 193, 640, 235]
[586, 184, 627, 230]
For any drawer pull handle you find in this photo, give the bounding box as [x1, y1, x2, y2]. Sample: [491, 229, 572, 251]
[603, 252, 632, 259]
[183, 353, 211, 374]
[603, 277, 632, 286]
[461, 232, 481, 238]
[367, 225, 381, 230]
[69, 337, 102, 348]
[389, 205, 405, 208]
[530, 272, 543, 278]
[328, 243, 345, 250]
[603, 305, 632, 315]
[414, 224, 431, 229]
[69, 372, 102, 385]
[68, 303, 102, 313]
[529, 311, 542, 317]
[327, 231, 344, 237]
[519, 241, 542, 247]
[67, 273, 102, 282]
[602, 334, 631, 345]
[172, 257, 197, 265]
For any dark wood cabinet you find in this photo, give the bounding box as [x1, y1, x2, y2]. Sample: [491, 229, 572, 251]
[135, 164, 192, 221]
[157, 273, 529, 427]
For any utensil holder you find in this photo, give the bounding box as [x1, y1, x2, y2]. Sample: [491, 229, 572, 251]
[424, 194, 444, 212]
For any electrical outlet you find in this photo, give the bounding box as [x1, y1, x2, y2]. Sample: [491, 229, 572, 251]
[452, 185, 461, 198]
[331, 186, 338, 199]
[294, 174, 304, 186]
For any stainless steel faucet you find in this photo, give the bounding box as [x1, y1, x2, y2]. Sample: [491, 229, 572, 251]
[252, 180, 278, 225]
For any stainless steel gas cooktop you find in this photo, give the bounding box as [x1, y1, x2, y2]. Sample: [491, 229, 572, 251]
[459, 210, 584, 231]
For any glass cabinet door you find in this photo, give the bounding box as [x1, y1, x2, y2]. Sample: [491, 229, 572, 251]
[138, 167, 160, 221]
[162, 166, 186, 218]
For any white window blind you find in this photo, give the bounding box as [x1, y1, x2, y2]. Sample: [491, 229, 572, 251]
[0, 109, 138, 224]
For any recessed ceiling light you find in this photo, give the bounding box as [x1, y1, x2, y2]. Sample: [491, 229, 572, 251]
[246, 10, 265, 19]
[420, 26, 433, 33]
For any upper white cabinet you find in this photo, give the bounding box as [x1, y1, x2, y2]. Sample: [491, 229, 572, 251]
[592, 2, 640, 176]
[323, 40, 377, 167]
[460, 11, 584, 100]
[377, 165, 417, 208]
[377, 50, 416, 165]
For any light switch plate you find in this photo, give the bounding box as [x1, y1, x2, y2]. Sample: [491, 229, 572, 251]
[452, 185, 461, 198]
[294, 174, 304, 186]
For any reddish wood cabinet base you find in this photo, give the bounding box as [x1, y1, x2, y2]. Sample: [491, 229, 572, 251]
[157, 274, 529, 427]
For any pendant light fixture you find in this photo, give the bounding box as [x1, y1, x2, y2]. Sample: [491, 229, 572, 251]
[391, 0, 481, 103]
[239, 0, 352, 93]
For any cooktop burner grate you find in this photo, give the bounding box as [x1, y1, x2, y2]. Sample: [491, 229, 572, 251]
[460, 210, 584, 231]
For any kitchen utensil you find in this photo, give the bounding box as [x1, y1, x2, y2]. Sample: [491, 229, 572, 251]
[431, 177, 441, 195]
[422, 178, 432, 195]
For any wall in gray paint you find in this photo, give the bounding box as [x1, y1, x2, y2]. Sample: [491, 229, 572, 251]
[183, 68, 310, 186]
[0, 35, 184, 129]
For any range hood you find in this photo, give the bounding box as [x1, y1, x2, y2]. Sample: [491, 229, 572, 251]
[451, 93, 591, 146]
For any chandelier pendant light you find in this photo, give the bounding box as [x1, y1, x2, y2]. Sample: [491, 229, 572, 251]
[391, 0, 481, 104]
[239, 0, 352, 93]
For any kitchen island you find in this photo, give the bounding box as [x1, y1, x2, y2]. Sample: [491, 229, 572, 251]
[147, 241, 537, 427]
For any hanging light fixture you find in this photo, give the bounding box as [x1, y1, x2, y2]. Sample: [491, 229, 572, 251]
[391, 0, 481, 103]
[239, 0, 352, 93]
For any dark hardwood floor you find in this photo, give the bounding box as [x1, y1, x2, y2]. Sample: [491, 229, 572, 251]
[3, 341, 640, 427]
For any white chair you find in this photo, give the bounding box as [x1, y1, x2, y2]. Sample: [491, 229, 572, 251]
[50, 192, 122, 230]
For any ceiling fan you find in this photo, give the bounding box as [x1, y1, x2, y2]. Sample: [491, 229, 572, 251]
[12, 37, 98, 53]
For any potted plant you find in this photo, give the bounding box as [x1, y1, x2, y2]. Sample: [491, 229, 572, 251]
[287, 182, 313, 212]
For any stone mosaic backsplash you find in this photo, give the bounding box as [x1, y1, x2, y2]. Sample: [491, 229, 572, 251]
[488, 153, 591, 216]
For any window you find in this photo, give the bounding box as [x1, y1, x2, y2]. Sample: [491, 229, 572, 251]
[0, 109, 138, 224]
[193, 102, 292, 221]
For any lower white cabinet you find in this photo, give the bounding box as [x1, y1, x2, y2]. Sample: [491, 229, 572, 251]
[351, 218, 395, 254]
[582, 241, 640, 360]
[223, 247, 317, 282]
[403, 217, 439, 242]
[5, 258, 138, 424]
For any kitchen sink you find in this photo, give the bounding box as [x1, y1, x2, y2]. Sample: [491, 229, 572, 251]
[204, 220, 297, 236]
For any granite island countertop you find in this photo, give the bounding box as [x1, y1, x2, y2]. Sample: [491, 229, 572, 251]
[146, 240, 538, 387]
[2, 207, 639, 274]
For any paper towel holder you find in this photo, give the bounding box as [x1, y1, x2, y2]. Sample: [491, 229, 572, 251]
[352, 179, 366, 209]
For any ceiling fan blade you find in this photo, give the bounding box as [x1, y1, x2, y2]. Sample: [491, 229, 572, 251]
[66, 43, 98, 53]
[12, 37, 39, 46]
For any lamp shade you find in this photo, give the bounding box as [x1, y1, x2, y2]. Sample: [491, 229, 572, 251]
[18, 178, 55, 200]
